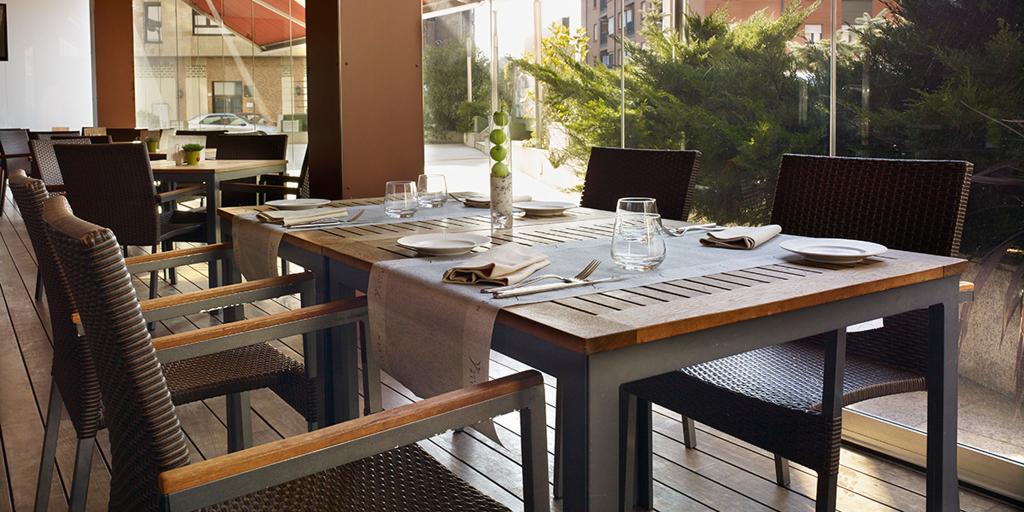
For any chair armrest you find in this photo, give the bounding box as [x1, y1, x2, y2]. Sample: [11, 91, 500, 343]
[156, 184, 204, 204]
[159, 370, 546, 512]
[72, 273, 315, 325]
[960, 280, 975, 304]
[46, 184, 67, 193]
[125, 243, 233, 274]
[219, 182, 297, 195]
[2, 152, 32, 159]
[153, 297, 367, 363]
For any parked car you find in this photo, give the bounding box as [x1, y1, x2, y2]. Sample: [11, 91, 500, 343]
[187, 113, 276, 134]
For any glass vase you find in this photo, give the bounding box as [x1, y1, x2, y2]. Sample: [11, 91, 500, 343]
[490, 174, 513, 231]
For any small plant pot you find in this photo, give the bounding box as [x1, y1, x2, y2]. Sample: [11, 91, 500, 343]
[490, 174, 513, 231]
[184, 150, 201, 166]
[146, 140, 159, 153]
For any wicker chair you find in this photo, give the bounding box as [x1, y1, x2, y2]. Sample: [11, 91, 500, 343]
[175, 129, 228, 148]
[216, 133, 290, 207]
[580, 147, 701, 221]
[30, 130, 82, 140]
[220, 147, 310, 203]
[0, 128, 32, 217]
[52, 134, 112, 144]
[621, 154, 973, 512]
[106, 127, 144, 142]
[11, 175, 353, 511]
[41, 193, 549, 512]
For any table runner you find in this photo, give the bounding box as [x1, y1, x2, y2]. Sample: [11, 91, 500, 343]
[368, 233, 803, 442]
[231, 201, 492, 280]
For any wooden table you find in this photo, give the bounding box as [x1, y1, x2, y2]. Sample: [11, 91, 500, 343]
[153, 159, 286, 288]
[219, 201, 965, 512]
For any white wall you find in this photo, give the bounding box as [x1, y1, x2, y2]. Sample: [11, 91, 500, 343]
[0, 0, 94, 130]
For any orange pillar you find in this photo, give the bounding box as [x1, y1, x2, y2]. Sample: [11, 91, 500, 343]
[92, 0, 136, 128]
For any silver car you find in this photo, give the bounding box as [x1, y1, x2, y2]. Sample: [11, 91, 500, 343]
[187, 113, 276, 134]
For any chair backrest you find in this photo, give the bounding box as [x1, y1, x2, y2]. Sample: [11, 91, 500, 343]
[42, 196, 190, 510]
[298, 147, 310, 198]
[216, 133, 288, 160]
[106, 128, 143, 143]
[29, 137, 91, 186]
[581, 147, 701, 221]
[771, 154, 972, 257]
[55, 143, 160, 246]
[8, 170, 103, 438]
[0, 128, 32, 174]
[30, 130, 81, 140]
[176, 129, 228, 149]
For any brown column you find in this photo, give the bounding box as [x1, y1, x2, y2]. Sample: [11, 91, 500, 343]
[92, 0, 136, 128]
[307, 0, 425, 199]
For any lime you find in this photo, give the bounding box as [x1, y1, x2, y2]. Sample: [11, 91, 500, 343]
[489, 128, 508, 145]
[492, 110, 510, 127]
[491, 161, 510, 177]
[490, 145, 508, 162]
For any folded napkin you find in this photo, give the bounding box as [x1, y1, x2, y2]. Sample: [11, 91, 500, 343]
[256, 207, 348, 227]
[461, 194, 533, 208]
[700, 224, 782, 250]
[441, 243, 550, 286]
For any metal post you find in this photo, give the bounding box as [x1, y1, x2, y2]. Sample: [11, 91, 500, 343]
[828, 0, 837, 156]
[927, 301, 960, 511]
[620, 0, 626, 148]
[225, 392, 253, 452]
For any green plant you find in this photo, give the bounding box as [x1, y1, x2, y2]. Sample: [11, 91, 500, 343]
[182, 143, 204, 152]
[423, 39, 492, 136]
[145, 136, 160, 143]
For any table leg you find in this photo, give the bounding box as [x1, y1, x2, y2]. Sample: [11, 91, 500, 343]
[323, 278, 360, 425]
[927, 299, 959, 512]
[205, 179, 221, 290]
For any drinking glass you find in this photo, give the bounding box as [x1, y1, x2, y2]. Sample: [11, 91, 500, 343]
[385, 180, 418, 218]
[616, 197, 658, 215]
[611, 212, 666, 271]
[417, 174, 448, 208]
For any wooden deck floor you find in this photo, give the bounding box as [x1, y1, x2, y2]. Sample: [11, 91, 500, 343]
[0, 194, 1020, 512]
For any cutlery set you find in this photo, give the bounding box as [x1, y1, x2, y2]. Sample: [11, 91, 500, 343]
[482, 259, 624, 299]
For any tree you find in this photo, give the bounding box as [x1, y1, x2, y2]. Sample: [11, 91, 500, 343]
[422, 39, 491, 138]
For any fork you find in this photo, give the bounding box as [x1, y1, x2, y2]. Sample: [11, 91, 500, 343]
[482, 259, 601, 294]
[663, 223, 724, 237]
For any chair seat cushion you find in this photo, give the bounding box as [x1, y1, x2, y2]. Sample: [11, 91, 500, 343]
[626, 338, 926, 413]
[206, 444, 510, 511]
[158, 210, 206, 242]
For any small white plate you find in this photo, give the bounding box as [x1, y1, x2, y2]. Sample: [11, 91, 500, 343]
[266, 198, 330, 210]
[514, 201, 577, 217]
[396, 233, 491, 256]
[780, 238, 887, 264]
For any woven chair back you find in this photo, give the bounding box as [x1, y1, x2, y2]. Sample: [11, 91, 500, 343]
[8, 171, 103, 438]
[581, 147, 701, 221]
[29, 137, 90, 186]
[53, 134, 111, 144]
[0, 128, 32, 174]
[55, 143, 161, 246]
[298, 148, 310, 198]
[216, 133, 289, 160]
[106, 128, 144, 143]
[175, 129, 228, 149]
[30, 131, 81, 140]
[43, 196, 190, 511]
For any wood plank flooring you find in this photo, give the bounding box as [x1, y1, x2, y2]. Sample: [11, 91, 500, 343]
[0, 194, 1020, 512]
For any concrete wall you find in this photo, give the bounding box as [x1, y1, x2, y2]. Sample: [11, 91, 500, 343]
[0, 0, 95, 130]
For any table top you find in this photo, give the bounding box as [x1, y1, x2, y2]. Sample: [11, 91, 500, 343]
[220, 198, 967, 354]
[151, 159, 287, 174]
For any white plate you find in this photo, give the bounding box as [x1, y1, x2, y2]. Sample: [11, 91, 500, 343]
[396, 233, 491, 256]
[780, 238, 887, 264]
[513, 201, 577, 217]
[266, 198, 330, 210]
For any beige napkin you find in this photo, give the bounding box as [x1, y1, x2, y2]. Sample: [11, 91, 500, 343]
[256, 207, 348, 227]
[700, 224, 782, 250]
[461, 194, 533, 208]
[442, 243, 549, 285]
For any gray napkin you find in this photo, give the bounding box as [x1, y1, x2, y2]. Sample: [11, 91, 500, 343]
[701, 224, 782, 249]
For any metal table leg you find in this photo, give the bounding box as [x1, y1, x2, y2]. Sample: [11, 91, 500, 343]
[927, 298, 960, 511]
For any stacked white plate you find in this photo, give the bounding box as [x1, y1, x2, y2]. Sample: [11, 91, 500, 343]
[779, 238, 887, 264]
[265, 198, 330, 210]
[396, 233, 490, 256]
[514, 201, 577, 217]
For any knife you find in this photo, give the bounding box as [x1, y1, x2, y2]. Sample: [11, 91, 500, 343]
[492, 276, 624, 299]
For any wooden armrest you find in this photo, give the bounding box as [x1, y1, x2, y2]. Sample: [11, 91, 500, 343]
[73, 272, 313, 325]
[153, 297, 367, 363]
[159, 370, 544, 496]
[156, 184, 204, 203]
[125, 243, 232, 274]
[219, 182, 297, 194]
[959, 281, 974, 293]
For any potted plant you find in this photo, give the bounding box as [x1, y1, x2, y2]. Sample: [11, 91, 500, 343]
[145, 136, 160, 154]
[181, 143, 204, 166]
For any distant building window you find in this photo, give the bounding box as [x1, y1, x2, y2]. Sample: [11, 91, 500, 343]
[144, 2, 161, 43]
[193, 11, 231, 36]
[600, 0, 607, 12]
[600, 50, 610, 67]
[625, 5, 635, 35]
[805, 24, 822, 43]
[599, 17, 608, 45]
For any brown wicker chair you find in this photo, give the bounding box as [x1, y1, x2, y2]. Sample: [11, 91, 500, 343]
[0, 128, 32, 217]
[216, 133, 290, 207]
[220, 147, 310, 203]
[41, 193, 549, 512]
[175, 129, 228, 148]
[621, 154, 973, 512]
[52, 133, 112, 144]
[11, 174, 349, 511]
[580, 147, 701, 221]
[106, 127, 144, 142]
[30, 130, 82, 140]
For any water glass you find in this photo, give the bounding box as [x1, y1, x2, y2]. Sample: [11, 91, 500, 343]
[417, 174, 448, 208]
[611, 212, 666, 271]
[616, 197, 658, 215]
[385, 180, 418, 218]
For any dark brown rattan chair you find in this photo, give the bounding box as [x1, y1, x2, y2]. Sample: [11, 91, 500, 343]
[0, 128, 32, 217]
[55, 143, 207, 313]
[175, 129, 229, 148]
[216, 133, 289, 207]
[30, 130, 82, 140]
[220, 147, 310, 203]
[11, 174, 344, 511]
[580, 147, 701, 221]
[52, 134, 112, 144]
[622, 154, 973, 512]
[106, 127, 144, 142]
[41, 194, 549, 512]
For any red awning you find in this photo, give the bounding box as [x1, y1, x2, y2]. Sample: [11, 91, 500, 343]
[185, 0, 306, 51]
